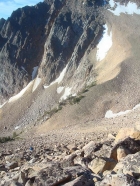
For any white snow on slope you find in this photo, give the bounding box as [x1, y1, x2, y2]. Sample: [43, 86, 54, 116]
[105, 103, 140, 118]
[96, 24, 112, 61]
[32, 76, 41, 92]
[105, 109, 131, 118]
[109, 0, 115, 7]
[0, 102, 7, 109]
[32, 66, 38, 80]
[15, 126, 20, 130]
[44, 65, 67, 89]
[60, 87, 72, 100]
[57, 86, 64, 94]
[109, 0, 140, 16]
[9, 81, 33, 103]
[133, 103, 140, 110]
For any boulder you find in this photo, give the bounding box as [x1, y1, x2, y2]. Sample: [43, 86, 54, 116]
[94, 144, 112, 158]
[74, 156, 91, 168]
[5, 162, 18, 170]
[5, 154, 14, 162]
[88, 157, 116, 174]
[117, 146, 130, 161]
[63, 166, 91, 180]
[67, 144, 78, 153]
[33, 165, 71, 186]
[134, 121, 140, 131]
[5, 154, 23, 165]
[114, 151, 140, 176]
[108, 133, 115, 140]
[25, 180, 32, 186]
[83, 141, 102, 157]
[110, 137, 140, 162]
[18, 171, 27, 184]
[115, 128, 140, 143]
[97, 173, 140, 186]
[88, 157, 106, 174]
[61, 153, 77, 167]
[0, 164, 7, 172]
[63, 175, 94, 186]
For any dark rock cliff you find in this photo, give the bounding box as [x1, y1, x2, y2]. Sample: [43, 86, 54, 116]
[0, 0, 105, 104]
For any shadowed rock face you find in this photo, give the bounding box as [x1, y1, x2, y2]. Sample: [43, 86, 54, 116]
[0, 0, 104, 103]
[0, 18, 5, 30]
[0, 2, 51, 103]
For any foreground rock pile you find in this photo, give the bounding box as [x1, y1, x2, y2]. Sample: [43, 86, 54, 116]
[1, 127, 140, 185]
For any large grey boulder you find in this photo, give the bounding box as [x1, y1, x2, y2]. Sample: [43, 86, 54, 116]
[63, 175, 94, 186]
[96, 173, 140, 186]
[114, 151, 140, 176]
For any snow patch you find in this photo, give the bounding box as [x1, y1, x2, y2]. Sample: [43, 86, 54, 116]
[96, 24, 112, 61]
[109, 0, 115, 7]
[133, 103, 140, 110]
[15, 126, 20, 130]
[105, 102, 140, 118]
[32, 66, 38, 80]
[105, 109, 131, 118]
[44, 65, 67, 89]
[60, 87, 72, 100]
[8, 81, 33, 103]
[32, 76, 41, 92]
[0, 102, 7, 109]
[57, 86, 64, 94]
[43, 85, 49, 89]
[109, 0, 140, 16]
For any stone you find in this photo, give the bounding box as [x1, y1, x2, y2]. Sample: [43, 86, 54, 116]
[110, 137, 140, 161]
[0, 164, 7, 172]
[74, 156, 91, 168]
[117, 146, 130, 161]
[5, 154, 22, 164]
[63, 166, 90, 180]
[93, 177, 98, 183]
[1, 171, 6, 177]
[61, 153, 77, 167]
[18, 171, 26, 184]
[10, 181, 21, 186]
[33, 165, 71, 186]
[94, 144, 112, 158]
[5, 154, 14, 162]
[108, 133, 115, 140]
[88, 157, 106, 174]
[83, 141, 102, 157]
[25, 180, 32, 186]
[29, 158, 37, 164]
[114, 151, 140, 176]
[63, 175, 94, 186]
[98, 173, 140, 186]
[115, 127, 140, 143]
[67, 144, 78, 153]
[6, 162, 18, 170]
[83, 141, 95, 156]
[134, 121, 140, 131]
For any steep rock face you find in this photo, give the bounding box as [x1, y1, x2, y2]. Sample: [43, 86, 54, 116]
[0, 2, 51, 103]
[0, 18, 5, 30]
[39, 0, 104, 91]
[0, 0, 104, 104]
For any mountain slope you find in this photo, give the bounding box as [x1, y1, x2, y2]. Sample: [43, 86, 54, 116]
[0, 0, 140, 137]
[0, 0, 104, 104]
